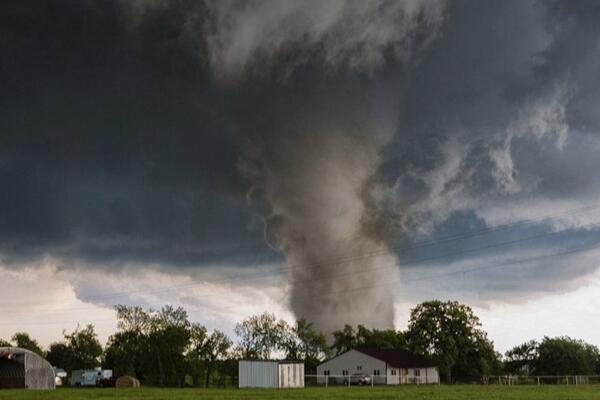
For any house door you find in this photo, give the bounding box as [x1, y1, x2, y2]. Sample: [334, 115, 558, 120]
[388, 368, 399, 385]
[401, 368, 408, 385]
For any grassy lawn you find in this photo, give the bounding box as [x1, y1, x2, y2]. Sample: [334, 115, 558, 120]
[0, 386, 599, 400]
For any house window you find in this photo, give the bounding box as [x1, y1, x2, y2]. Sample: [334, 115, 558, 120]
[357, 365, 362, 371]
[342, 370, 349, 376]
[414, 369, 421, 377]
[324, 370, 330, 376]
[373, 369, 380, 376]
[391, 370, 397, 376]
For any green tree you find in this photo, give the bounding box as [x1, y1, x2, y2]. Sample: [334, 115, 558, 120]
[406, 300, 500, 383]
[0, 338, 12, 347]
[203, 330, 232, 387]
[214, 358, 238, 388]
[113, 305, 191, 387]
[115, 305, 151, 334]
[356, 326, 407, 349]
[11, 332, 44, 356]
[234, 312, 288, 359]
[187, 324, 231, 387]
[110, 305, 153, 382]
[147, 306, 191, 387]
[284, 319, 329, 373]
[186, 323, 208, 387]
[331, 324, 406, 355]
[535, 336, 599, 376]
[103, 330, 145, 378]
[63, 324, 103, 370]
[505, 340, 538, 375]
[331, 325, 357, 355]
[46, 342, 73, 370]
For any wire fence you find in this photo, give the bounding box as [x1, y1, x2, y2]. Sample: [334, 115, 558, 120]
[302, 375, 600, 387]
[488, 375, 600, 385]
[304, 374, 440, 387]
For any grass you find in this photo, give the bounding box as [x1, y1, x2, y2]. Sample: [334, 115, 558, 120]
[0, 386, 599, 400]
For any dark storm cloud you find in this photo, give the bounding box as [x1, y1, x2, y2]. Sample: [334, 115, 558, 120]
[1, 0, 600, 310]
[0, 0, 273, 268]
[380, 0, 600, 299]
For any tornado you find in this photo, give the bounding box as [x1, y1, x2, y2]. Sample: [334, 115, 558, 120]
[127, 0, 447, 333]
[233, 80, 402, 332]
[202, 0, 447, 333]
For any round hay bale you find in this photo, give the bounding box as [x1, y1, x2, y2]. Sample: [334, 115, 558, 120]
[115, 376, 140, 388]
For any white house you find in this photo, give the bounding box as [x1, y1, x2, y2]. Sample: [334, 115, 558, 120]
[316, 348, 439, 385]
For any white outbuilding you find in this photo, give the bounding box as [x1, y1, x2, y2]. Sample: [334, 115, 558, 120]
[239, 360, 304, 388]
[317, 348, 439, 385]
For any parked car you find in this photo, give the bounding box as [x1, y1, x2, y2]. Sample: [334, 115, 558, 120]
[343, 373, 372, 385]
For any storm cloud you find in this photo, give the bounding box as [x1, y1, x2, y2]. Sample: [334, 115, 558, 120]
[2, 0, 600, 334]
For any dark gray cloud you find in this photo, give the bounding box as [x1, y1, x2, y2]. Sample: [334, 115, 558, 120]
[1, 0, 600, 320]
[381, 0, 600, 301]
[0, 0, 273, 268]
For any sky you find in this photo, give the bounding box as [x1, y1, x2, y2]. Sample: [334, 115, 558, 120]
[1, 0, 600, 353]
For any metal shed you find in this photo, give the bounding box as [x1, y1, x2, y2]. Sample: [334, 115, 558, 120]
[239, 360, 304, 388]
[0, 347, 55, 390]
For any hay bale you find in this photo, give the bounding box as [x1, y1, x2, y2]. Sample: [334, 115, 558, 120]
[115, 376, 140, 388]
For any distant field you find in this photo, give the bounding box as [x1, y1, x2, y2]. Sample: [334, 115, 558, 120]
[1, 386, 600, 400]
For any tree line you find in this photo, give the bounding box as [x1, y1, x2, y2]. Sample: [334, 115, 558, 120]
[2, 300, 599, 386]
[505, 337, 600, 376]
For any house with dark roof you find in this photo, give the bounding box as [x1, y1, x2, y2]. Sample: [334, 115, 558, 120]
[316, 348, 439, 385]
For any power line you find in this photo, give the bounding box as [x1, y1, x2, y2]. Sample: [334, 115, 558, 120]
[4, 237, 600, 327]
[281, 238, 600, 305]
[3, 217, 600, 319]
[1, 204, 599, 314]
[281, 221, 600, 291]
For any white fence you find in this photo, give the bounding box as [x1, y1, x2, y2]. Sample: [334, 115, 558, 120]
[489, 375, 600, 385]
[304, 374, 600, 387]
[305, 374, 377, 387]
[304, 374, 439, 387]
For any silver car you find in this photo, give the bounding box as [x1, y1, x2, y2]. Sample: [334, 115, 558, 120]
[344, 373, 372, 385]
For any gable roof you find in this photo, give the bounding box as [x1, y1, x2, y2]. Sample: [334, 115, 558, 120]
[239, 359, 303, 364]
[355, 348, 433, 368]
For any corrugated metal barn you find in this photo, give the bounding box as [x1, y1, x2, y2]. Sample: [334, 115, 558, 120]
[239, 360, 304, 388]
[0, 347, 55, 390]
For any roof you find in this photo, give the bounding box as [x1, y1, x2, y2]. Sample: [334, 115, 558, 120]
[0, 347, 48, 363]
[0, 347, 55, 370]
[355, 348, 434, 368]
[239, 359, 303, 364]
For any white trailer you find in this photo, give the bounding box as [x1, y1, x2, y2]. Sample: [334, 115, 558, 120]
[70, 368, 112, 386]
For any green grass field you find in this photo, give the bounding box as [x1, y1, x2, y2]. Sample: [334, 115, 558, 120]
[0, 386, 599, 400]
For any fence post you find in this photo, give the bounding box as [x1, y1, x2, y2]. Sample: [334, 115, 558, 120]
[325, 376, 328, 388]
[371, 375, 374, 388]
[537, 376, 540, 386]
